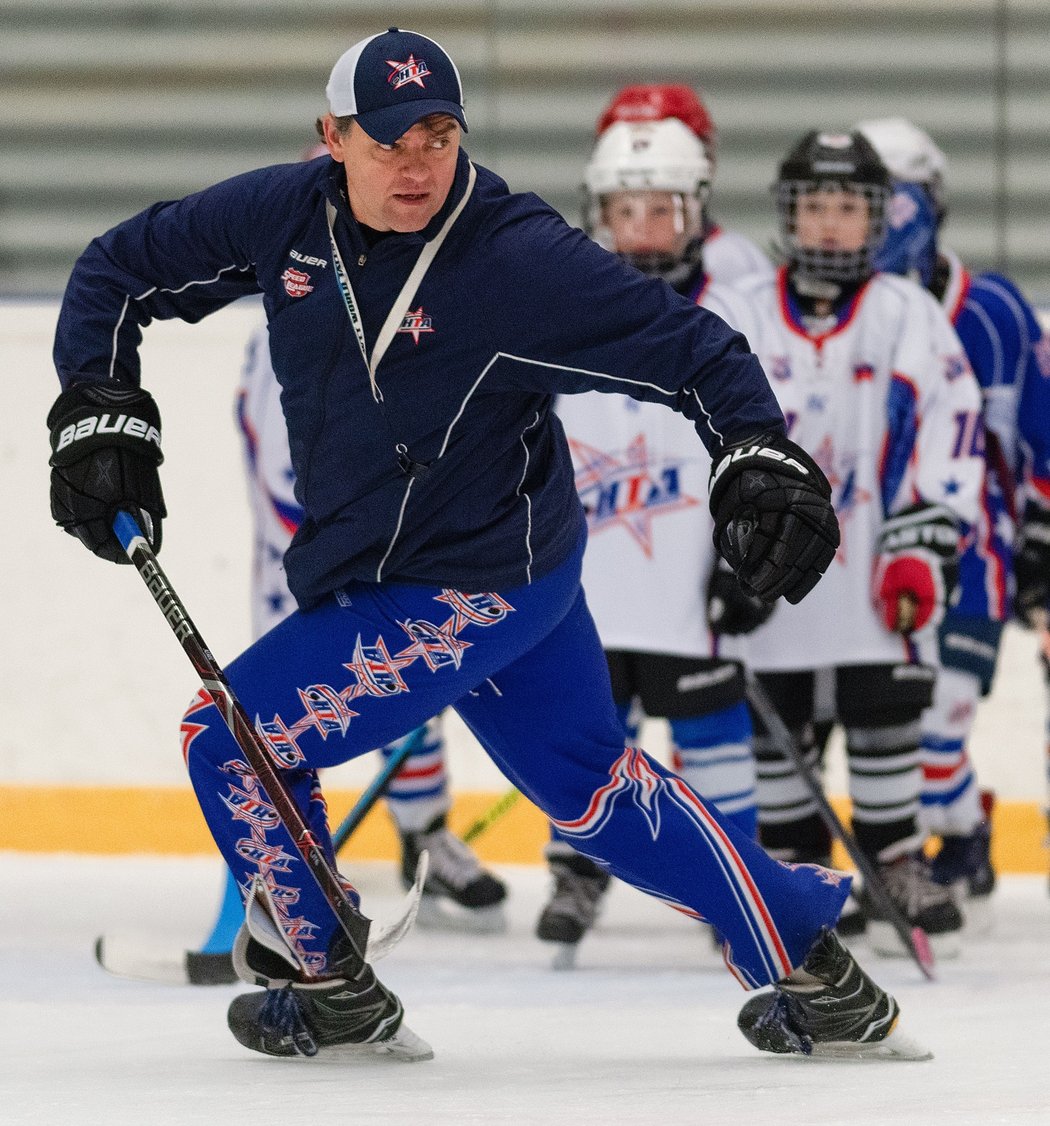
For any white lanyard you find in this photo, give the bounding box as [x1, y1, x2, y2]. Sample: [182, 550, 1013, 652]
[325, 162, 477, 403]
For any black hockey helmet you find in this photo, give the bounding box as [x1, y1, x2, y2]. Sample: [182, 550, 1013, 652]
[774, 129, 891, 288]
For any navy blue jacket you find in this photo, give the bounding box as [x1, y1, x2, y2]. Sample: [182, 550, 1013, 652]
[54, 151, 784, 607]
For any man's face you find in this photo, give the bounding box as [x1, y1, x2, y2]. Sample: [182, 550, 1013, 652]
[601, 189, 697, 259]
[324, 115, 460, 232]
[794, 187, 870, 253]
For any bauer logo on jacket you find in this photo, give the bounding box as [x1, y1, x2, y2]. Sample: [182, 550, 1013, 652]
[281, 267, 314, 298]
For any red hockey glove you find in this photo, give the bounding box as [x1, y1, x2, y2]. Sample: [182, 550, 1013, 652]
[874, 503, 960, 634]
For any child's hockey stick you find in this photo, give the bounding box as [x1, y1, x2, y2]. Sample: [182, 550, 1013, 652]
[112, 511, 374, 969]
[331, 728, 425, 854]
[461, 786, 522, 845]
[745, 673, 936, 981]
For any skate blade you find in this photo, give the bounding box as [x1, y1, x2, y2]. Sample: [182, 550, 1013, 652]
[808, 1026, 933, 1062]
[280, 1024, 434, 1063]
[415, 896, 507, 934]
[869, 921, 960, 960]
[550, 943, 578, 971]
[961, 893, 994, 936]
[328, 1024, 434, 1063]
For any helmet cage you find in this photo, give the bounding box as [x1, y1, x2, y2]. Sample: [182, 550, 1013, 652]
[584, 118, 711, 282]
[588, 190, 707, 279]
[776, 178, 890, 287]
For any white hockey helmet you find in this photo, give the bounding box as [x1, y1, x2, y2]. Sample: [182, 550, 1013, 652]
[585, 118, 712, 196]
[584, 119, 712, 282]
[855, 116, 947, 220]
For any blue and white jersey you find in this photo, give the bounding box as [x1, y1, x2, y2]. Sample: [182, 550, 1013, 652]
[736, 267, 984, 670]
[939, 249, 1050, 618]
[555, 275, 768, 658]
[236, 322, 301, 637]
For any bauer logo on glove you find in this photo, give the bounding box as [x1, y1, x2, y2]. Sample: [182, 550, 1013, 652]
[708, 429, 840, 606]
[873, 502, 961, 634]
[53, 411, 162, 455]
[47, 380, 167, 564]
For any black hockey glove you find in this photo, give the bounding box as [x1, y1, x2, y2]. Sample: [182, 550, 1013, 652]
[1013, 499, 1050, 628]
[709, 430, 839, 605]
[47, 381, 166, 564]
[873, 503, 960, 634]
[707, 557, 775, 635]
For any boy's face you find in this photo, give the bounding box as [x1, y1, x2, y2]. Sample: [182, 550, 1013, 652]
[794, 187, 870, 253]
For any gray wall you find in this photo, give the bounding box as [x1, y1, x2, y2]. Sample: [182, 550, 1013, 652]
[2, 0, 1048, 299]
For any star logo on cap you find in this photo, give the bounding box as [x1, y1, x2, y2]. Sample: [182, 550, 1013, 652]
[386, 54, 430, 90]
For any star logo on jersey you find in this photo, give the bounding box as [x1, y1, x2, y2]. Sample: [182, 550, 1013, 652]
[811, 436, 871, 565]
[770, 355, 792, 382]
[832, 466, 872, 564]
[397, 307, 434, 344]
[386, 54, 430, 90]
[569, 434, 701, 558]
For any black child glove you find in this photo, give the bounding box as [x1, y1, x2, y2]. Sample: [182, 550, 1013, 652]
[1014, 499, 1050, 628]
[707, 557, 776, 635]
[709, 430, 839, 605]
[47, 381, 166, 563]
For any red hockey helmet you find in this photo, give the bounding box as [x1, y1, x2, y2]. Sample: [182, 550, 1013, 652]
[595, 84, 717, 156]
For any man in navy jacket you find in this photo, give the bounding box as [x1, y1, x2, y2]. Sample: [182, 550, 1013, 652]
[47, 29, 925, 1063]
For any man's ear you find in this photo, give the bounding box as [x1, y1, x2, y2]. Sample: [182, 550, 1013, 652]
[321, 114, 351, 160]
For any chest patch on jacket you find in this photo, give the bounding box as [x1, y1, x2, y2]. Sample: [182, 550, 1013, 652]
[281, 267, 314, 298]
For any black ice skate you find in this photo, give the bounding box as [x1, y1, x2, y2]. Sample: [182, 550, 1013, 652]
[930, 798, 996, 934]
[227, 879, 432, 1062]
[400, 813, 507, 932]
[865, 853, 963, 959]
[737, 928, 931, 1061]
[535, 851, 611, 969]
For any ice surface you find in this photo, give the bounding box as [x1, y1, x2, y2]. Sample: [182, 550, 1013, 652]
[5, 854, 1050, 1125]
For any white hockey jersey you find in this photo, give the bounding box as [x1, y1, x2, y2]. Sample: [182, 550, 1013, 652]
[702, 224, 775, 286]
[236, 322, 302, 638]
[555, 277, 768, 659]
[736, 268, 984, 670]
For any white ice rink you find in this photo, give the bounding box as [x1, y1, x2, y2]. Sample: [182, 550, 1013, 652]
[5, 853, 1050, 1126]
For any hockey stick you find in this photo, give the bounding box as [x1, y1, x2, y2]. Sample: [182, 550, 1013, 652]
[95, 750, 428, 987]
[112, 510, 372, 969]
[745, 673, 936, 981]
[332, 727, 425, 854]
[461, 786, 522, 845]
